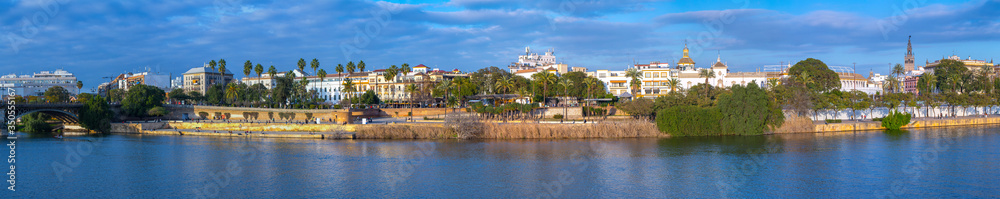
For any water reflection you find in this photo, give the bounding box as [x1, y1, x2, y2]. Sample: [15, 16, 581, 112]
[6, 124, 1000, 198]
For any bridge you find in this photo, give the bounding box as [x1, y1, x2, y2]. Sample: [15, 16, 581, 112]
[1, 103, 88, 124]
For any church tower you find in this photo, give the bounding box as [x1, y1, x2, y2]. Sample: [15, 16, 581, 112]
[676, 41, 696, 71]
[905, 35, 915, 72]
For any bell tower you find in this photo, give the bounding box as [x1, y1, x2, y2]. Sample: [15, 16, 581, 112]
[905, 35, 915, 72]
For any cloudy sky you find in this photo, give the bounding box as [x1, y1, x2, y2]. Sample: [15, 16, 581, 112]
[2, 0, 998, 92]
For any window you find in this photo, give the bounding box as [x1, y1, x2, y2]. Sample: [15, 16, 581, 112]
[644, 72, 650, 78]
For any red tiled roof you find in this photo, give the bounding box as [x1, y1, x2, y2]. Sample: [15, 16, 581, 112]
[414, 64, 428, 68]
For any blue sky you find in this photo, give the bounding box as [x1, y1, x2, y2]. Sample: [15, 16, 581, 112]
[2, 0, 998, 92]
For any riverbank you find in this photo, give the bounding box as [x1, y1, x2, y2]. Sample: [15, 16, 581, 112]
[811, 116, 1000, 133]
[112, 120, 663, 139]
[109, 115, 1000, 139]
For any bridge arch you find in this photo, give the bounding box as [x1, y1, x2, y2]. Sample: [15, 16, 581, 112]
[14, 109, 80, 124]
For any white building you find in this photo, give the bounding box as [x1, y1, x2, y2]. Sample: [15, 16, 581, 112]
[0, 69, 79, 96]
[509, 46, 570, 74]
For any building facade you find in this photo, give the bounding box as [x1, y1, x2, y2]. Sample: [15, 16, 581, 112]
[0, 69, 79, 97]
[182, 66, 234, 93]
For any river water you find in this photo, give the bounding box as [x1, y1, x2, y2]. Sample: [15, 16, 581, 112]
[4, 124, 1000, 198]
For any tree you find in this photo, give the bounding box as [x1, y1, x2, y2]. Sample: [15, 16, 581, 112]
[122, 84, 166, 117]
[187, 91, 203, 104]
[667, 78, 681, 93]
[933, 59, 968, 93]
[168, 88, 188, 103]
[218, 59, 227, 83]
[75, 93, 95, 103]
[76, 81, 83, 91]
[147, 106, 169, 117]
[698, 68, 716, 96]
[558, 78, 574, 119]
[359, 90, 380, 105]
[347, 61, 356, 74]
[342, 79, 357, 108]
[297, 58, 306, 72]
[532, 70, 558, 106]
[209, 60, 217, 70]
[788, 58, 840, 93]
[358, 60, 366, 73]
[310, 58, 320, 74]
[44, 86, 71, 103]
[891, 63, 906, 93]
[244, 60, 253, 77]
[255, 64, 264, 78]
[20, 112, 52, 133]
[625, 68, 642, 96]
[918, 72, 937, 94]
[317, 69, 328, 82]
[618, 97, 654, 120]
[717, 82, 784, 134]
[584, 78, 597, 99]
[268, 65, 277, 78]
[495, 75, 515, 94]
[206, 84, 225, 105]
[78, 96, 112, 133]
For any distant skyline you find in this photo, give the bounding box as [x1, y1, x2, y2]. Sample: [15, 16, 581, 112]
[2, 0, 998, 92]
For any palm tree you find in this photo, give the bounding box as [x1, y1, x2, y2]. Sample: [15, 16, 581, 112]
[297, 58, 306, 72]
[310, 58, 320, 74]
[255, 64, 264, 78]
[346, 61, 356, 74]
[225, 83, 238, 105]
[667, 78, 681, 93]
[267, 65, 277, 79]
[534, 71, 558, 106]
[766, 79, 780, 91]
[383, 66, 398, 101]
[625, 68, 642, 97]
[495, 75, 515, 95]
[76, 81, 83, 91]
[558, 78, 574, 119]
[437, 79, 452, 115]
[208, 60, 217, 70]
[699, 68, 716, 96]
[317, 69, 327, 82]
[406, 84, 418, 121]
[243, 60, 252, 77]
[584, 78, 597, 99]
[891, 63, 906, 93]
[342, 79, 356, 109]
[358, 60, 366, 73]
[401, 63, 411, 74]
[218, 59, 227, 84]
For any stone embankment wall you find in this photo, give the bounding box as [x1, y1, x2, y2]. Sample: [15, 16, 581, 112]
[813, 117, 1000, 132]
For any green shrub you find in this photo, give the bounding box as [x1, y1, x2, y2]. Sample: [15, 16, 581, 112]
[881, 111, 912, 130]
[553, 114, 563, 119]
[656, 105, 723, 136]
[334, 104, 341, 109]
[825, 119, 842, 123]
[872, 117, 883, 122]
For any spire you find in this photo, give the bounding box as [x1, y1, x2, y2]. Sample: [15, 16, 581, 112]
[717, 50, 721, 62]
[682, 40, 690, 58]
[906, 35, 913, 55]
